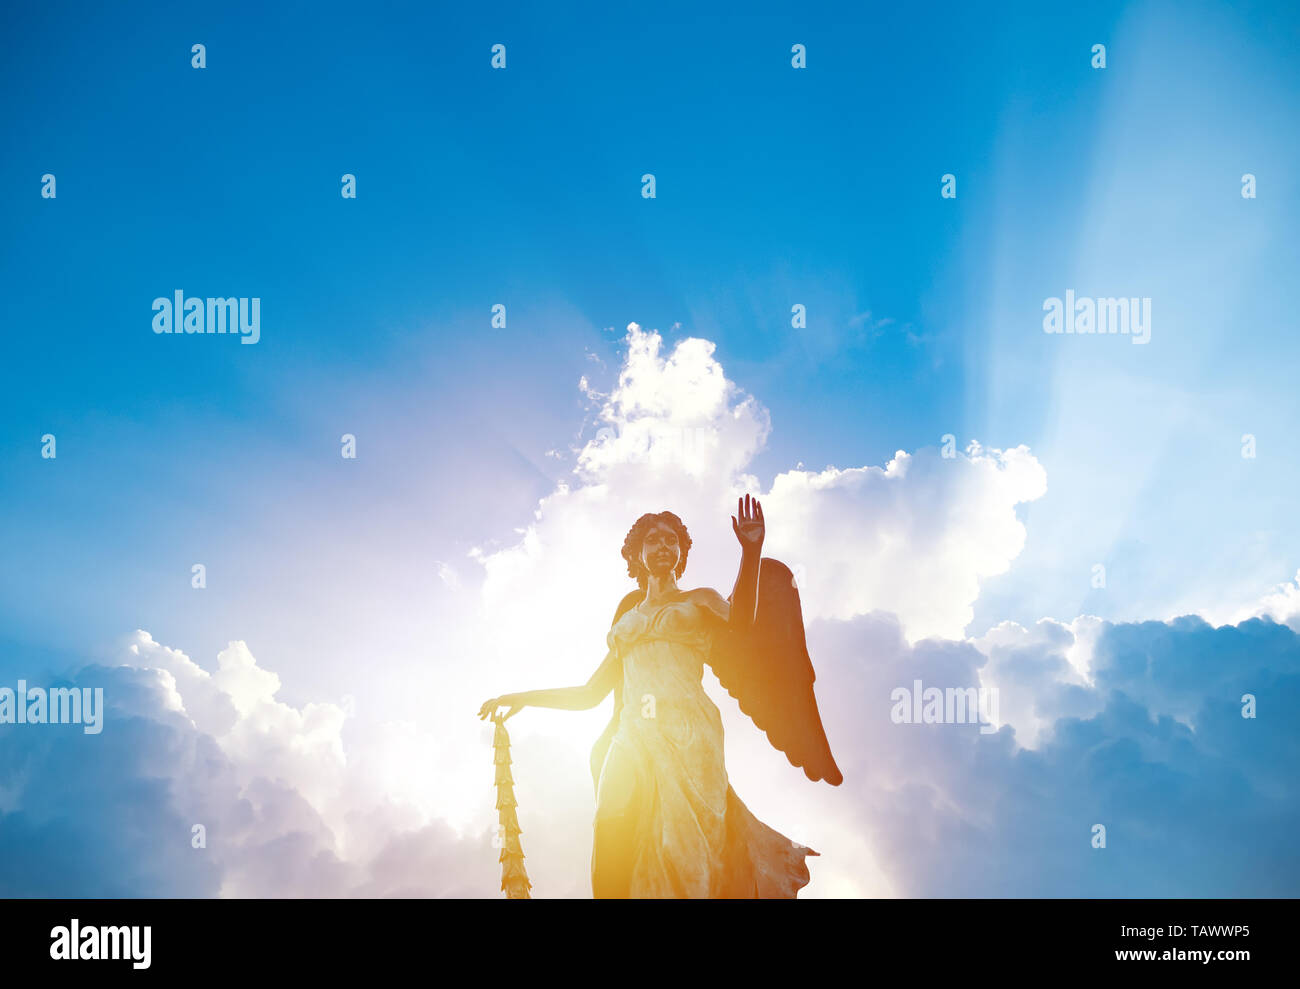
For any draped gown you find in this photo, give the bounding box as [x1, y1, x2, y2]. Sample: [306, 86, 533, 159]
[591, 590, 817, 898]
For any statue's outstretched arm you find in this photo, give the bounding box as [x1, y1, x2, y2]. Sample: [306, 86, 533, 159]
[477, 649, 619, 721]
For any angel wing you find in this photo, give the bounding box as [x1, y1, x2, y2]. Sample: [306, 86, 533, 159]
[710, 557, 843, 785]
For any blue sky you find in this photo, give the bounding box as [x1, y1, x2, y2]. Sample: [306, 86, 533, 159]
[1, 0, 1298, 897]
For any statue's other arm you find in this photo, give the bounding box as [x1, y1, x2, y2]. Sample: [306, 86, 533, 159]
[477, 649, 620, 720]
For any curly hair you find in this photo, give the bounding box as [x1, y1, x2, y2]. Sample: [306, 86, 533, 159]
[621, 511, 692, 589]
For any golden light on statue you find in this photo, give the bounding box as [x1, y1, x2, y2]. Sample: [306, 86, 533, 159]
[479, 494, 841, 898]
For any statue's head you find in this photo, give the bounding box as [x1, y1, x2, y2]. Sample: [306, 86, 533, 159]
[621, 511, 692, 589]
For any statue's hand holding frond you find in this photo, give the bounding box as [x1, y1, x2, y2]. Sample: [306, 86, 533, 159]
[478, 694, 523, 721]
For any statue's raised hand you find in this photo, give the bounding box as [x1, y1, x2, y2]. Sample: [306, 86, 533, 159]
[731, 493, 765, 553]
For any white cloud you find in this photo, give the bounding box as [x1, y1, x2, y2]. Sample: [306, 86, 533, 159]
[762, 442, 1047, 639]
[1219, 568, 1300, 632]
[476, 324, 1047, 656]
[457, 323, 1051, 893]
[969, 616, 1106, 748]
[112, 631, 495, 898]
[9, 322, 1298, 899]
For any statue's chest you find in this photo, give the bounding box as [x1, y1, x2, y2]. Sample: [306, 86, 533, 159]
[609, 600, 711, 658]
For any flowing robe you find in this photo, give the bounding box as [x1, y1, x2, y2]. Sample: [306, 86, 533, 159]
[591, 593, 816, 898]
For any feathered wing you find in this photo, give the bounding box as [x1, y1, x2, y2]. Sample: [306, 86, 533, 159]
[710, 558, 843, 785]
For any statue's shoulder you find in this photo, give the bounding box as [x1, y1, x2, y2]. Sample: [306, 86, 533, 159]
[610, 588, 643, 627]
[685, 586, 729, 620]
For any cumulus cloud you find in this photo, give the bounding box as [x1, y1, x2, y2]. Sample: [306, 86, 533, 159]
[797, 612, 1300, 896]
[0, 632, 496, 898]
[464, 323, 1296, 896]
[1218, 569, 1300, 633]
[970, 616, 1107, 748]
[476, 324, 1047, 657]
[763, 443, 1046, 639]
[3, 322, 1296, 898]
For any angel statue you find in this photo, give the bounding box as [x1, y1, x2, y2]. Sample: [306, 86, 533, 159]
[477, 494, 842, 898]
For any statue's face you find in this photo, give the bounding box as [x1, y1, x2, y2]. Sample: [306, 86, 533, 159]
[640, 521, 681, 580]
